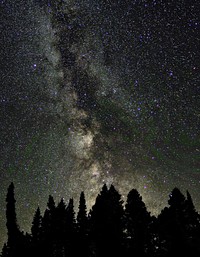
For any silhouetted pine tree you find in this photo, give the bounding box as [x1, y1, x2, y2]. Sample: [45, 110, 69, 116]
[108, 184, 125, 252]
[40, 195, 56, 257]
[64, 198, 76, 257]
[77, 192, 89, 257]
[89, 184, 109, 256]
[6, 183, 19, 245]
[55, 198, 66, 239]
[184, 191, 200, 237]
[31, 207, 42, 242]
[182, 191, 200, 256]
[158, 188, 194, 256]
[28, 207, 42, 257]
[4, 182, 26, 257]
[90, 184, 124, 257]
[51, 198, 66, 257]
[42, 195, 56, 237]
[77, 192, 88, 234]
[125, 188, 151, 257]
[2, 182, 200, 257]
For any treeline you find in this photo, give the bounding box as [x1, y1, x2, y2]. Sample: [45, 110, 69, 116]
[1, 183, 200, 257]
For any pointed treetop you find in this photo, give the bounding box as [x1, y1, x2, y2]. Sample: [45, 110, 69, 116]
[78, 192, 87, 212]
[57, 198, 66, 209]
[67, 198, 74, 210]
[31, 206, 42, 239]
[125, 188, 150, 219]
[35, 206, 41, 216]
[101, 184, 108, 194]
[168, 187, 185, 207]
[126, 188, 143, 204]
[77, 191, 88, 228]
[66, 198, 76, 226]
[6, 182, 19, 242]
[6, 182, 15, 203]
[47, 195, 55, 210]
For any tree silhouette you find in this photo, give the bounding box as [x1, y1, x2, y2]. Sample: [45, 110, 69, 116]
[158, 188, 200, 257]
[77, 192, 88, 234]
[51, 198, 66, 257]
[41, 195, 56, 238]
[6, 183, 19, 245]
[4, 182, 25, 257]
[125, 188, 151, 257]
[1, 183, 200, 257]
[77, 192, 89, 257]
[90, 184, 124, 257]
[185, 191, 200, 234]
[39, 195, 56, 257]
[64, 198, 76, 257]
[31, 207, 42, 242]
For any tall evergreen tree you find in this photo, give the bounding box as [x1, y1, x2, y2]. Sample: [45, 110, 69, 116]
[168, 187, 185, 209]
[41, 195, 56, 237]
[77, 191, 88, 234]
[158, 188, 197, 257]
[90, 184, 124, 257]
[47, 195, 56, 212]
[55, 198, 66, 239]
[77, 192, 89, 257]
[183, 191, 200, 256]
[65, 198, 76, 232]
[31, 207, 42, 242]
[125, 188, 151, 257]
[40, 195, 56, 257]
[4, 183, 27, 257]
[51, 198, 66, 257]
[64, 198, 76, 257]
[185, 190, 200, 233]
[6, 182, 19, 245]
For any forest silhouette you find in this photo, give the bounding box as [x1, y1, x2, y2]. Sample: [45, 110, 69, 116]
[1, 182, 200, 257]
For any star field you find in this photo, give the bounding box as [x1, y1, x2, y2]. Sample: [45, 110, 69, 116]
[0, 0, 199, 251]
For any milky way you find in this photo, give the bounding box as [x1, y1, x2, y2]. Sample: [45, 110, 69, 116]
[0, 0, 199, 250]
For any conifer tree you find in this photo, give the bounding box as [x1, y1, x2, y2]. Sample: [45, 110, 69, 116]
[185, 190, 200, 232]
[42, 194, 56, 237]
[64, 198, 76, 257]
[6, 182, 19, 245]
[125, 188, 151, 257]
[183, 191, 200, 255]
[4, 183, 26, 257]
[54, 198, 66, 241]
[77, 191, 88, 235]
[168, 187, 185, 210]
[47, 195, 56, 212]
[108, 185, 124, 241]
[66, 198, 76, 232]
[52, 198, 66, 257]
[88, 184, 109, 257]
[31, 207, 42, 242]
[40, 195, 56, 257]
[77, 192, 89, 257]
[158, 188, 192, 257]
[90, 184, 124, 257]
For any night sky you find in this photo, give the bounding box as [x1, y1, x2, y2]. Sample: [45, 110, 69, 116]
[0, 0, 199, 250]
